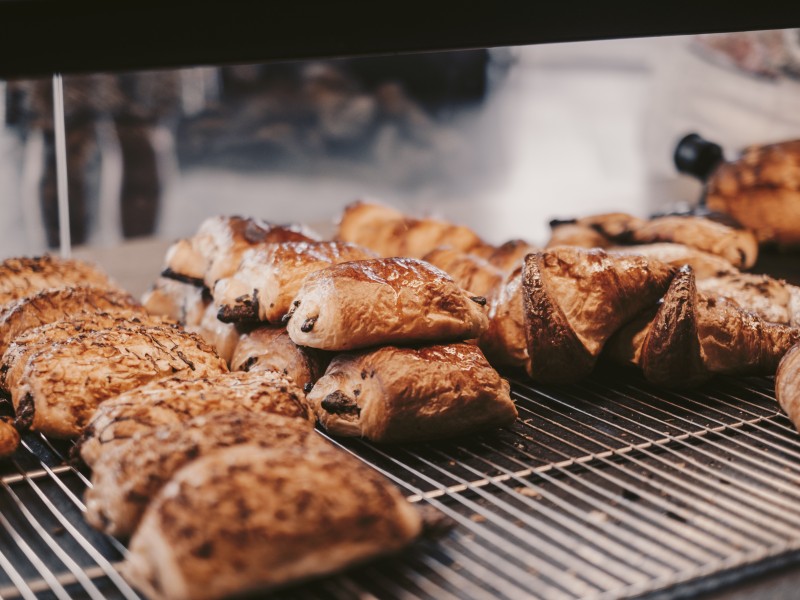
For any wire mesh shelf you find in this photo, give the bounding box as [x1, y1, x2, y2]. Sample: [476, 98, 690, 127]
[1, 369, 798, 599]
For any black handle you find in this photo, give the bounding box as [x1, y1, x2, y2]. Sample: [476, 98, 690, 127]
[674, 133, 724, 181]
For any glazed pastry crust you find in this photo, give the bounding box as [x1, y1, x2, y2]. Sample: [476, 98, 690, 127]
[422, 247, 505, 299]
[608, 243, 737, 279]
[777, 344, 800, 431]
[163, 216, 316, 288]
[286, 258, 489, 351]
[480, 268, 528, 369]
[707, 140, 800, 245]
[79, 371, 312, 467]
[13, 325, 227, 439]
[0, 286, 142, 355]
[214, 241, 374, 324]
[0, 256, 119, 308]
[483, 240, 538, 273]
[308, 343, 517, 442]
[547, 224, 611, 249]
[337, 200, 485, 258]
[86, 412, 322, 538]
[696, 272, 799, 326]
[123, 444, 422, 600]
[522, 247, 675, 383]
[629, 216, 758, 269]
[230, 326, 329, 389]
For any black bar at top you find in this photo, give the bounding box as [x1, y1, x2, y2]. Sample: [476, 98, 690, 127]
[1, 1, 799, 78]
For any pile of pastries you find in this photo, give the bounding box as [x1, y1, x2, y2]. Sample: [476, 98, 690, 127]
[1, 195, 800, 599]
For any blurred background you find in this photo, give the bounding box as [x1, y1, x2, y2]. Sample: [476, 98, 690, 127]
[2, 29, 800, 266]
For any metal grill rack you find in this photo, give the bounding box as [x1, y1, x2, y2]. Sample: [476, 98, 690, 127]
[1, 370, 800, 600]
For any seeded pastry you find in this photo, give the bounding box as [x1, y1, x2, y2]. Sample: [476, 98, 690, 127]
[1, 311, 176, 394]
[12, 325, 227, 439]
[0, 255, 119, 308]
[214, 241, 374, 324]
[123, 444, 423, 600]
[286, 257, 489, 351]
[86, 412, 325, 538]
[163, 216, 317, 288]
[0, 286, 143, 355]
[79, 371, 312, 467]
[308, 343, 516, 442]
[230, 326, 330, 390]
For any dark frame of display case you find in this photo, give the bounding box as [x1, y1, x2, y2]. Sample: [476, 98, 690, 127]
[1, 1, 799, 78]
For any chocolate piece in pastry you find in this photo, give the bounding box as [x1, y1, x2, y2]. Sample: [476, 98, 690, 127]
[230, 326, 329, 390]
[142, 277, 208, 327]
[1, 311, 177, 394]
[163, 216, 317, 288]
[214, 241, 374, 324]
[122, 444, 423, 600]
[0, 256, 119, 308]
[337, 200, 485, 258]
[629, 215, 758, 269]
[12, 325, 227, 439]
[547, 223, 611, 249]
[522, 247, 675, 383]
[0, 417, 19, 459]
[79, 371, 312, 467]
[86, 411, 324, 538]
[608, 243, 737, 279]
[777, 344, 800, 431]
[422, 247, 505, 299]
[286, 257, 489, 351]
[479, 267, 528, 369]
[308, 343, 516, 442]
[706, 140, 800, 246]
[0, 286, 143, 355]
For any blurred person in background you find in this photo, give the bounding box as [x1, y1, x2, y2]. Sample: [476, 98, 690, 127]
[4, 71, 180, 248]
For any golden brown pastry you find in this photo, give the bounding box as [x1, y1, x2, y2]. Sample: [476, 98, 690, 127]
[308, 343, 516, 442]
[86, 412, 324, 538]
[123, 444, 423, 600]
[214, 241, 374, 324]
[575, 213, 646, 241]
[608, 243, 737, 279]
[13, 325, 227, 439]
[337, 200, 485, 258]
[421, 247, 505, 299]
[629, 215, 758, 269]
[285, 258, 489, 351]
[608, 267, 800, 385]
[0, 286, 143, 355]
[707, 140, 800, 245]
[142, 277, 208, 327]
[777, 344, 800, 431]
[1, 312, 176, 394]
[0, 416, 19, 459]
[163, 216, 317, 288]
[547, 223, 611, 249]
[522, 247, 675, 383]
[479, 267, 527, 369]
[478, 239, 539, 273]
[230, 326, 329, 390]
[696, 272, 800, 326]
[0, 256, 119, 308]
[79, 371, 312, 467]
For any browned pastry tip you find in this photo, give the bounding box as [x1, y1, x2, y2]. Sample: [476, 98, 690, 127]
[484, 239, 539, 273]
[0, 416, 19, 459]
[777, 344, 800, 432]
[522, 247, 675, 383]
[639, 267, 709, 388]
[575, 212, 647, 241]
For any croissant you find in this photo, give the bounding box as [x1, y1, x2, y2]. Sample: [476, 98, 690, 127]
[777, 344, 800, 431]
[422, 247, 505, 299]
[521, 247, 675, 383]
[0, 417, 19, 459]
